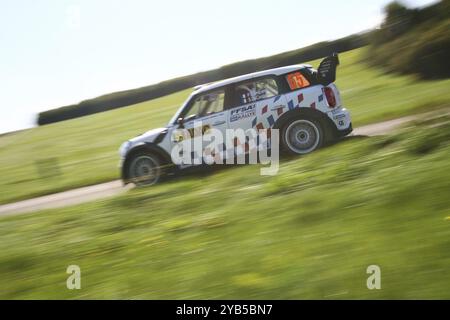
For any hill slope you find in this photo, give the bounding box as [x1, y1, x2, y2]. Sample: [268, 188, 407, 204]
[0, 116, 449, 299]
[1, 47, 449, 205]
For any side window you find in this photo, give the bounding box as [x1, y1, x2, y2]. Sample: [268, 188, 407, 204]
[184, 96, 205, 120]
[256, 78, 278, 99]
[286, 71, 310, 90]
[184, 90, 225, 120]
[235, 78, 279, 105]
[203, 91, 225, 115]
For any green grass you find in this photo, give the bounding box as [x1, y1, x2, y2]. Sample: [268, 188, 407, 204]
[1, 47, 450, 204]
[0, 88, 191, 205]
[0, 116, 449, 299]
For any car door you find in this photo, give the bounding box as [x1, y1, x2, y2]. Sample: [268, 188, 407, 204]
[228, 77, 287, 156]
[171, 88, 229, 167]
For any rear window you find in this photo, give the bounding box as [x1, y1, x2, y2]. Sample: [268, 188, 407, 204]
[286, 71, 310, 90]
[284, 68, 318, 91]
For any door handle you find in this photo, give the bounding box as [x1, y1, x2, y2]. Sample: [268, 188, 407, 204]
[213, 120, 226, 126]
[271, 105, 286, 111]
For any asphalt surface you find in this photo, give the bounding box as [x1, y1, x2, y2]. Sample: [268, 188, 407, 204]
[0, 115, 420, 217]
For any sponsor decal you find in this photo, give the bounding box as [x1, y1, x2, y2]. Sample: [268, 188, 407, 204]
[334, 114, 346, 120]
[331, 108, 343, 115]
[230, 104, 256, 122]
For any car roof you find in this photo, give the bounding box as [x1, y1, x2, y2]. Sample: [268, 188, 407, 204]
[193, 64, 311, 94]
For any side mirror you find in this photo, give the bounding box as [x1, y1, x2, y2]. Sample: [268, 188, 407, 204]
[177, 117, 184, 128]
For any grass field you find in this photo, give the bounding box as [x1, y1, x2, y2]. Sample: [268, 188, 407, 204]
[0, 116, 449, 299]
[1, 47, 450, 205]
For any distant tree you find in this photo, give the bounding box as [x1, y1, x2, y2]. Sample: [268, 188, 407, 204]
[368, 0, 449, 79]
[380, 1, 415, 41]
[409, 20, 450, 79]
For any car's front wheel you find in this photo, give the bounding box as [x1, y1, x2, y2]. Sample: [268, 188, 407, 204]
[281, 118, 324, 155]
[127, 152, 162, 186]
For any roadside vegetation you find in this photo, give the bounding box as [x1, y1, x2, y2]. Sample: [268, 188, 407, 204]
[1, 47, 450, 205]
[1, 115, 449, 299]
[368, 0, 449, 79]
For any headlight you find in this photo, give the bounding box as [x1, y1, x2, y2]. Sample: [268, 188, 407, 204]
[119, 141, 131, 157]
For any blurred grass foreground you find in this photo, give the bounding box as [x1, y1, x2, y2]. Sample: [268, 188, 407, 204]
[0, 0, 449, 297]
[0, 115, 449, 299]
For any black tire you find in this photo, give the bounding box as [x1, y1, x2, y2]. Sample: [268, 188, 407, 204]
[281, 117, 324, 155]
[126, 151, 162, 186]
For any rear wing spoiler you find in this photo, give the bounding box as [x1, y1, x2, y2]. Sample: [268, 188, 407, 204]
[317, 53, 340, 86]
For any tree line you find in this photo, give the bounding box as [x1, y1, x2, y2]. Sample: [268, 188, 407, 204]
[37, 34, 368, 125]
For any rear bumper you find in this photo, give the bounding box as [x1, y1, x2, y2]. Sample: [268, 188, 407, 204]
[327, 107, 352, 137]
[337, 122, 353, 137]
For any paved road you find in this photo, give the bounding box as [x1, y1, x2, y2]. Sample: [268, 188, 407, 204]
[0, 115, 421, 217]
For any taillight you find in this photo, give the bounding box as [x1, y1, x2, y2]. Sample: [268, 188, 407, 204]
[324, 87, 336, 108]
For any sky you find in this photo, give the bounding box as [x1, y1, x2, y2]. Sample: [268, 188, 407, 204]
[0, 0, 438, 133]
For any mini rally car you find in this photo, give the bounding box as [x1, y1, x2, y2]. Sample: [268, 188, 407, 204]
[119, 53, 352, 185]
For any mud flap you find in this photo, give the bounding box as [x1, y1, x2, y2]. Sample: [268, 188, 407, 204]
[317, 53, 340, 86]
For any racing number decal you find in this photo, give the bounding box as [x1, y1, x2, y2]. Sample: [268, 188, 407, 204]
[286, 72, 310, 90]
[187, 124, 211, 137]
[173, 124, 211, 142]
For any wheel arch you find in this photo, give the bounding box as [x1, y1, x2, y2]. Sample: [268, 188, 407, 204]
[273, 107, 337, 140]
[121, 142, 172, 183]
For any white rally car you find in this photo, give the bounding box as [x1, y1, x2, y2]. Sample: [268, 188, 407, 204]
[119, 54, 352, 185]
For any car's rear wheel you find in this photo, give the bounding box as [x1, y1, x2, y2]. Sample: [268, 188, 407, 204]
[282, 118, 324, 155]
[127, 152, 162, 186]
